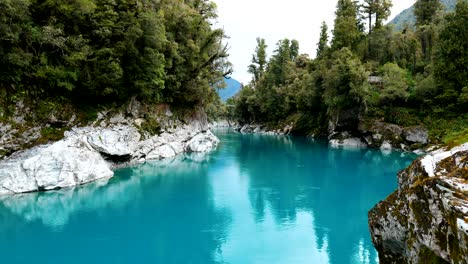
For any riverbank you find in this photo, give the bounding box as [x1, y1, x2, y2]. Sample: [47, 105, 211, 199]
[0, 101, 219, 195]
[212, 119, 433, 154]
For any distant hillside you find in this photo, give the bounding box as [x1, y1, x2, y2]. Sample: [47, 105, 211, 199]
[388, 0, 456, 31]
[217, 78, 242, 102]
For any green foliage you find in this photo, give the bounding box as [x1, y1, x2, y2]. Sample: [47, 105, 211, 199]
[140, 117, 161, 137]
[424, 113, 468, 146]
[323, 48, 370, 114]
[248, 38, 268, 84]
[384, 107, 422, 126]
[230, 0, 467, 146]
[0, 0, 230, 109]
[415, 0, 443, 26]
[361, 0, 392, 33]
[433, 0, 468, 109]
[316, 22, 329, 58]
[331, 0, 363, 51]
[39, 127, 66, 144]
[379, 63, 410, 105]
[389, 0, 456, 31]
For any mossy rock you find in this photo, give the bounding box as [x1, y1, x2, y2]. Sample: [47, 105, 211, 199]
[419, 246, 450, 264]
[36, 127, 66, 144]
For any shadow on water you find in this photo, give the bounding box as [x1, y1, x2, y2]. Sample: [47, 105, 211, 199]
[0, 128, 416, 264]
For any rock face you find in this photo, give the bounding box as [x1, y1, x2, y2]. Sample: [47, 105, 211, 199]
[369, 143, 468, 263]
[328, 121, 430, 151]
[403, 126, 429, 144]
[0, 121, 219, 196]
[87, 126, 141, 157]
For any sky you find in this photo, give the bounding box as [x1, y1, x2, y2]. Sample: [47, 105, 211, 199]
[213, 0, 416, 84]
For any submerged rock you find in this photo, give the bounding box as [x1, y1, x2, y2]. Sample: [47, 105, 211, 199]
[369, 143, 468, 263]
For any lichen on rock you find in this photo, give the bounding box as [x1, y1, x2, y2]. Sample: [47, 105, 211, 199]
[369, 143, 468, 263]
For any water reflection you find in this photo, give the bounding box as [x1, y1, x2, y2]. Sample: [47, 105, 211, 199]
[0, 129, 415, 264]
[0, 153, 231, 264]
[226, 130, 415, 264]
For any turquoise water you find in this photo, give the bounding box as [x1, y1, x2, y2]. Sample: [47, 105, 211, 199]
[0, 129, 416, 264]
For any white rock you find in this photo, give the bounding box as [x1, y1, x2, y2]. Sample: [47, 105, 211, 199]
[329, 138, 367, 148]
[134, 118, 145, 127]
[373, 133, 383, 140]
[0, 119, 220, 195]
[421, 143, 468, 177]
[186, 131, 220, 152]
[169, 142, 184, 155]
[403, 127, 429, 144]
[153, 144, 176, 159]
[87, 126, 141, 156]
[380, 141, 392, 150]
[0, 137, 113, 195]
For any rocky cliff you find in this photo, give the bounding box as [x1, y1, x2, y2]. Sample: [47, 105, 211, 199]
[369, 143, 468, 263]
[0, 101, 219, 195]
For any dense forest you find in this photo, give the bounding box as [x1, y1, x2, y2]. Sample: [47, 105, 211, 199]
[228, 0, 468, 146]
[0, 0, 231, 113]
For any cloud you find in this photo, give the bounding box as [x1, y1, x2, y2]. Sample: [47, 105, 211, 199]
[213, 0, 415, 84]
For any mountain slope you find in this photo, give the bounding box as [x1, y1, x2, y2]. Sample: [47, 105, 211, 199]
[217, 78, 242, 102]
[388, 0, 456, 31]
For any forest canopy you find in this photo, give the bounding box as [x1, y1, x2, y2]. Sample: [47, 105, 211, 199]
[0, 0, 231, 108]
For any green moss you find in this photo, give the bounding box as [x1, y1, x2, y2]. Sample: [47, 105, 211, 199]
[38, 127, 66, 144]
[139, 117, 161, 136]
[419, 246, 450, 264]
[82, 107, 99, 122]
[383, 107, 422, 127]
[409, 185, 432, 227]
[444, 127, 468, 148]
[0, 149, 8, 158]
[425, 113, 468, 146]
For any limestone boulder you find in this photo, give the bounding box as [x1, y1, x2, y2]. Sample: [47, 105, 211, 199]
[0, 136, 113, 195]
[186, 131, 220, 152]
[87, 126, 141, 157]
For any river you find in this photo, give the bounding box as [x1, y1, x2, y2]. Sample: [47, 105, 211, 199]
[0, 129, 416, 264]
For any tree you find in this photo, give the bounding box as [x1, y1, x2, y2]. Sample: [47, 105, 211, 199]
[361, 0, 393, 33]
[331, 0, 362, 51]
[323, 48, 370, 114]
[265, 39, 293, 87]
[290, 39, 300, 61]
[433, 0, 468, 108]
[0, 0, 232, 109]
[379, 63, 410, 105]
[375, 0, 393, 29]
[248, 38, 268, 84]
[316, 22, 329, 58]
[414, 0, 442, 26]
